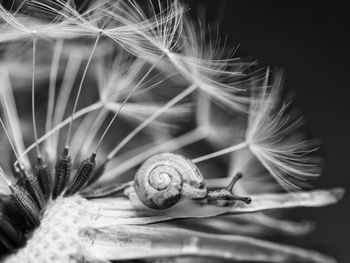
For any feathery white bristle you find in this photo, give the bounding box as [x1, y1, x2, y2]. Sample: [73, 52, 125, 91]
[246, 71, 320, 190]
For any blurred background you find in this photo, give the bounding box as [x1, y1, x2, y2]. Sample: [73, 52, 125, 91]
[187, 1, 349, 262]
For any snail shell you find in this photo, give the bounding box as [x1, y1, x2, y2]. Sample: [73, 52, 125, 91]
[134, 153, 206, 209]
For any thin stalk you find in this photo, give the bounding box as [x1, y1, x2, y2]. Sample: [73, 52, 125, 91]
[72, 109, 107, 159]
[0, 166, 11, 186]
[17, 102, 103, 164]
[0, 70, 29, 167]
[51, 53, 82, 159]
[65, 32, 101, 148]
[0, 117, 23, 166]
[192, 141, 248, 164]
[94, 56, 162, 154]
[44, 39, 64, 158]
[31, 33, 40, 158]
[101, 127, 207, 181]
[107, 83, 198, 160]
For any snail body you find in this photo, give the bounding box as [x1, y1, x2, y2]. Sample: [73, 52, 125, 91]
[134, 153, 251, 210]
[134, 153, 207, 209]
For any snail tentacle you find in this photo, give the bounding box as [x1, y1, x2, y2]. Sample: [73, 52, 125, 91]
[206, 173, 251, 204]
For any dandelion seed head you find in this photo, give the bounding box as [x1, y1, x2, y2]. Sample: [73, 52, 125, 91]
[0, 1, 343, 262]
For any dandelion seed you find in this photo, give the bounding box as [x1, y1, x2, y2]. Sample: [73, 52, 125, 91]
[190, 70, 320, 192]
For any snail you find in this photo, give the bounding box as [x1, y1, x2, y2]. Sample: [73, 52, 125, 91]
[134, 153, 251, 210]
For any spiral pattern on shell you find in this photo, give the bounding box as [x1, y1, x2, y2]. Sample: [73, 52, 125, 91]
[134, 153, 205, 209]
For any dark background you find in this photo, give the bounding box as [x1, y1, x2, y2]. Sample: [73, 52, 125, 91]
[188, 1, 350, 262]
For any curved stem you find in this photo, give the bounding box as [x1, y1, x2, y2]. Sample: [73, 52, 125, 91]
[65, 32, 101, 148]
[94, 56, 163, 154]
[0, 70, 29, 167]
[44, 39, 64, 159]
[0, 166, 11, 186]
[0, 117, 22, 165]
[50, 53, 82, 160]
[107, 83, 197, 161]
[101, 127, 206, 181]
[192, 141, 248, 164]
[31, 33, 40, 157]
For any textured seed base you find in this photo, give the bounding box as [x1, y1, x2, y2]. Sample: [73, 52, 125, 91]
[4, 196, 87, 263]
